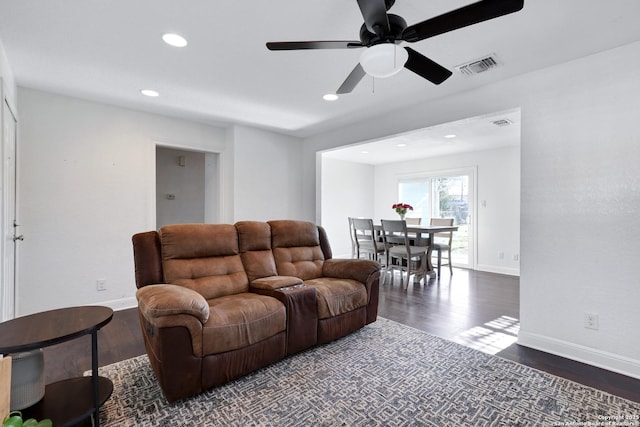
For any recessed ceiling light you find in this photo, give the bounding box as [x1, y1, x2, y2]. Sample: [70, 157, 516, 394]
[323, 94, 339, 101]
[396, 143, 407, 148]
[361, 150, 369, 154]
[162, 33, 188, 48]
[140, 89, 159, 97]
[445, 134, 457, 139]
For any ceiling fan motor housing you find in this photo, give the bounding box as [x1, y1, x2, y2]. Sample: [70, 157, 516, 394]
[359, 14, 407, 46]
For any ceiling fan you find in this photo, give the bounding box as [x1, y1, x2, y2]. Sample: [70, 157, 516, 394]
[266, 0, 524, 94]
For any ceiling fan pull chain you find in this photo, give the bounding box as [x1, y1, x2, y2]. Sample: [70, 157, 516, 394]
[394, 45, 397, 68]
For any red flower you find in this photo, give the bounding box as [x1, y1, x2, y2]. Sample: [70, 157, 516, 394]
[392, 203, 413, 215]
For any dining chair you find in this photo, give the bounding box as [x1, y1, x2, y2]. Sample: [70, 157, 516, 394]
[351, 218, 385, 263]
[380, 219, 428, 289]
[429, 217, 454, 278]
[348, 217, 357, 258]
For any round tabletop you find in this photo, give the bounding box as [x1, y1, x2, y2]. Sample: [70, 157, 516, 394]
[0, 305, 113, 354]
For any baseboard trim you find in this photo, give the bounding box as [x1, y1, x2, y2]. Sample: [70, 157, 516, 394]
[518, 330, 640, 380]
[92, 297, 137, 312]
[475, 263, 520, 276]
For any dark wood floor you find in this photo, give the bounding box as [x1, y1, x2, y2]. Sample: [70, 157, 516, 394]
[43, 268, 640, 406]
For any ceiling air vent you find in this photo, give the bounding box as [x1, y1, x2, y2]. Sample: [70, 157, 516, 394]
[492, 118, 513, 127]
[455, 54, 499, 76]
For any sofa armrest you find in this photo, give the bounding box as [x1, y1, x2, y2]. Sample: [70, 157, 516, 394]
[323, 259, 381, 324]
[322, 259, 380, 284]
[136, 284, 210, 324]
[250, 276, 303, 291]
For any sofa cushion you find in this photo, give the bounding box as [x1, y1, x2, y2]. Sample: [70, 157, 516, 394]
[161, 223, 238, 258]
[236, 221, 278, 282]
[303, 278, 368, 319]
[160, 224, 249, 299]
[269, 220, 324, 280]
[203, 293, 286, 355]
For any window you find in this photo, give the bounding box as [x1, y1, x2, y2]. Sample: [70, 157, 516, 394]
[399, 170, 474, 267]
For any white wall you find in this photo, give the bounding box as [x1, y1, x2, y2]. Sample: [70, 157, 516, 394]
[373, 146, 520, 275]
[320, 157, 375, 258]
[304, 40, 640, 378]
[17, 90, 309, 315]
[231, 125, 304, 221]
[517, 43, 640, 378]
[17, 88, 230, 314]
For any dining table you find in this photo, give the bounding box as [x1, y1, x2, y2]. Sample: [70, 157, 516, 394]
[373, 223, 458, 278]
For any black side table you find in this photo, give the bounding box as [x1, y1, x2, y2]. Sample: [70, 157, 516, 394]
[0, 306, 113, 427]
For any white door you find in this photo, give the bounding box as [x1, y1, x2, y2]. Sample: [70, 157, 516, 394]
[1, 98, 18, 321]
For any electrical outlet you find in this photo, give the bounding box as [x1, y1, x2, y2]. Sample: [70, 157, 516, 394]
[97, 279, 107, 292]
[584, 313, 599, 330]
[498, 252, 504, 260]
[513, 253, 519, 261]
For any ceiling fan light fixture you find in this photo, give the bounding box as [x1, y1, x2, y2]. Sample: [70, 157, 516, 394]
[359, 44, 408, 78]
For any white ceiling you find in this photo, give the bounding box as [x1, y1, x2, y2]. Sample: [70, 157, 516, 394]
[1, 0, 640, 147]
[322, 108, 521, 164]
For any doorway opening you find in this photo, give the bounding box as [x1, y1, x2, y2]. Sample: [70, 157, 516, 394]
[319, 108, 520, 274]
[155, 145, 220, 228]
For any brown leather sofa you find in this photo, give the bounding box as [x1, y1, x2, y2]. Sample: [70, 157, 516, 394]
[132, 220, 380, 402]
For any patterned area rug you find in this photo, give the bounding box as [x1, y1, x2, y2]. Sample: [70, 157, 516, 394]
[94, 318, 640, 426]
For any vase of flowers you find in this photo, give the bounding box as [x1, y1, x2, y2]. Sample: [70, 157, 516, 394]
[392, 203, 413, 220]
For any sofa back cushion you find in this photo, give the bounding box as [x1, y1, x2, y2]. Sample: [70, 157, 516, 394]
[268, 220, 324, 280]
[236, 221, 278, 282]
[159, 224, 249, 299]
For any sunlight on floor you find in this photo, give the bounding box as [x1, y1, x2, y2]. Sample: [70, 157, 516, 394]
[453, 316, 520, 355]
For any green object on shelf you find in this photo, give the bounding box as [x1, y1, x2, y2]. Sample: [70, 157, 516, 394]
[2, 411, 52, 427]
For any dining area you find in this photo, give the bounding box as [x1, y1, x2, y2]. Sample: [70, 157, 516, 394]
[348, 206, 458, 289]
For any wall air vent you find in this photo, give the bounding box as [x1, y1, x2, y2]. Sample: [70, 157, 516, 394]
[492, 118, 513, 127]
[455, 54, 499, 76]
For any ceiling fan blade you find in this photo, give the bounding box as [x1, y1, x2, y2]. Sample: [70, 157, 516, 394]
[403, 47, 452, 85]
[266, 41, 364, 50]
[336, 63, 367, 94]
[357, 0, 390, 35]
[402, 0, 524, 43]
